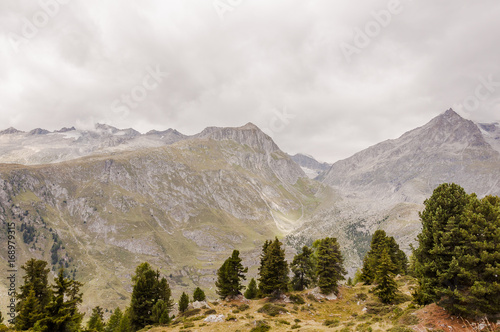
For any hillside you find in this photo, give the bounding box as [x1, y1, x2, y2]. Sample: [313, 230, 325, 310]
[0, 124, 322, 314]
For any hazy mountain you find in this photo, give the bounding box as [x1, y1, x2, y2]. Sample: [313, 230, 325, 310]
[290, 153, 332, 179]
[0, 123, 320, 313]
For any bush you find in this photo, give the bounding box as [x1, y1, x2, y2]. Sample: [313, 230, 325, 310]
[323, 319, 340, 327]
[257, 303, 288, 317]
[356, 322, 373, 331]
[205, 309, 216, 315]
[355, 292, 368, 301]
[289, 294, 305, 304]
[180, 308, 201, 317]
[365, 301, 392, 315]
[226, 314, 237, 321]
[238, 304, 250, 311]
[387, 327, 414, 332]
[250, 321, 271, 332]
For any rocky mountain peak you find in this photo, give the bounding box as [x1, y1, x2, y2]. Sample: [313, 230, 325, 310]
[0, 127, 24, 135]
[29, 128, 50, 135]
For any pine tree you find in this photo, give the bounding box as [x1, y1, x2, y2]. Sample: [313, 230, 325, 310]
[244, 278, 258, 299]
[347, 277, 353, 286]
[215, 250, 248, 299]
[0, 310, 3, 324]
[87, 306, 105, 332]
[117, 310, 132, 332]
[374, 248, 398, 304]
[104, 307, 123, 332]
[36, 268, 84, 332]
[258, 238, 289, 297]
[413, 183, 470, 305]
[16, 259, 51, 330]
[179, 292, 189, 313]
[290, 246, 315, 291]
[316, 237, 346, 295]
[193, 287, 206, 302]
[129, 262, 173, 330]
[151, 300, 171, 324]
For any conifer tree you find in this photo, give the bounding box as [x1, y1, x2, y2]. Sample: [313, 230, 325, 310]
[258, 238, 289, 297]
[244, 278, 258, 299]
[315, 237, 346, 294]
[16, 259, 51, 330]
[290, 246, 315, 291]
[0, 310, 3, 324]
[193, 287, 206, 302]
[374, 248, 398, 304]
[104, 307, 123, 332]
[36, 268, 84, 332]
[413, 183, 470, 305]
[151, 299, 170, 324]
[117, 311, 132, 332]
[178, 292, 189, 313]
[215, 250, 248, 299]
[87, 306, 105, 332]
[129, 262, 173, 330]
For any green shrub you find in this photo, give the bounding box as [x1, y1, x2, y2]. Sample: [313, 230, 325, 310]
[289, 294, 305, 304]
[181, 308, 201, 317]
[238, 304, 250, 311]
[276, 319, 290, 325]
[387, 327, 414, 332]
[355, 293, 368, 301]
[356, 322, 372, 331]
[365, 302, 392, 315]
[205, 309, 216, 315]
[226, 314, 237, 321]
[291, 323, 301, 329]
[323, 319, 340, 327]
[250, 321, 271, 332]
[257, 303, 288, 317]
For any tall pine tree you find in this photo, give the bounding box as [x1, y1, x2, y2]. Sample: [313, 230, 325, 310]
[129, 263, 173, 330]
[87, 306, 105, 332]
[215, 250, 248, 299]
[258, 238, 289, 297]
[104, 307, 123, 332]
[374, 248, 398, 304]
[315, 237, 346, 295]
[290, 246, 315, 291]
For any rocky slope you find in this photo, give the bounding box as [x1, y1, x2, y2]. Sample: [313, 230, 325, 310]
[0, 124, 321, 313]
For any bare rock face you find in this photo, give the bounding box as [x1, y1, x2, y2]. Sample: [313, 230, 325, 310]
[204, 314, 225, 323]
[307, 287, 338, 301]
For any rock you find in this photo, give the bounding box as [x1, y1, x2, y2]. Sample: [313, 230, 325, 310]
[307, 287, 338, 301]
[204, 314, 225, 323]
[191, 301, 209, 309]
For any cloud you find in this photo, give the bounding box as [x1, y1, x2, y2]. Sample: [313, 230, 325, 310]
[0, 0, 499, 162]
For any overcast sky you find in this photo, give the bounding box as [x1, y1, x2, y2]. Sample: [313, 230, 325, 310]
[1, 1, 499, 162]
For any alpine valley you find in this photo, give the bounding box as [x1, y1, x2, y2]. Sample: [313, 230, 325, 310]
[1, 109, 499, 314]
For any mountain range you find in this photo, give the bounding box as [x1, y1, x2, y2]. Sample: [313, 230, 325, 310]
[1, 108, 499, 314]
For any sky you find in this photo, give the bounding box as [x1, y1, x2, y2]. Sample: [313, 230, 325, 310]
[0, 1, 499, 162]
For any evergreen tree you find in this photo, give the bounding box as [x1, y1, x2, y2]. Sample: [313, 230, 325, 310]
[374, 248, 398, 304]
[244, 278, 258, 299]
[87, 306, 105, 332]
[151, 300, 170, 324]
[117, 311, 132, 332]
[178, 293, 189, 313]
[290, 246, 315, 291]
[16, 259, 51, 330]
[129, 262, 173, 330]
[361, 230, 407, 284]
[258, 238, 289, 297]
[215, 250, 248, 299]
[0, 310, 3, 324]
[104, 307, 122, 332]
[347, 277, 353, 286]
[35, 268, 84, 332]
[413, 183, 470, 305]
[193, 287, 206, 302]
[316, 237, 346, 295]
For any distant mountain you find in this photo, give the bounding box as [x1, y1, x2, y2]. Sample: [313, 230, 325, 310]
[290, 153, 331, 179]
[322, 109, 500, 204]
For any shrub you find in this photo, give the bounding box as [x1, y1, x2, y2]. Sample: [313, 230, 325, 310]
[238, 304, 250, 311]
[250, 321, 271, 332]
[289, 294, 305, 304]
[205, 309, 216, 315]
[365, 301, 392, 315]
[180, 308, 201, 317]
[397, 311, 419, 325]
[355, 292, 368, 301]
[257, 303, 288, 317]
[323, 319, 340, 327]
[226, 314, 237, 321]
[387, 327, 414, 332]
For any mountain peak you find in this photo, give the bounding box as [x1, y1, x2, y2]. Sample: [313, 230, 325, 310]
[0, 127, 24, 135]
[240, 122, 259, 130]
